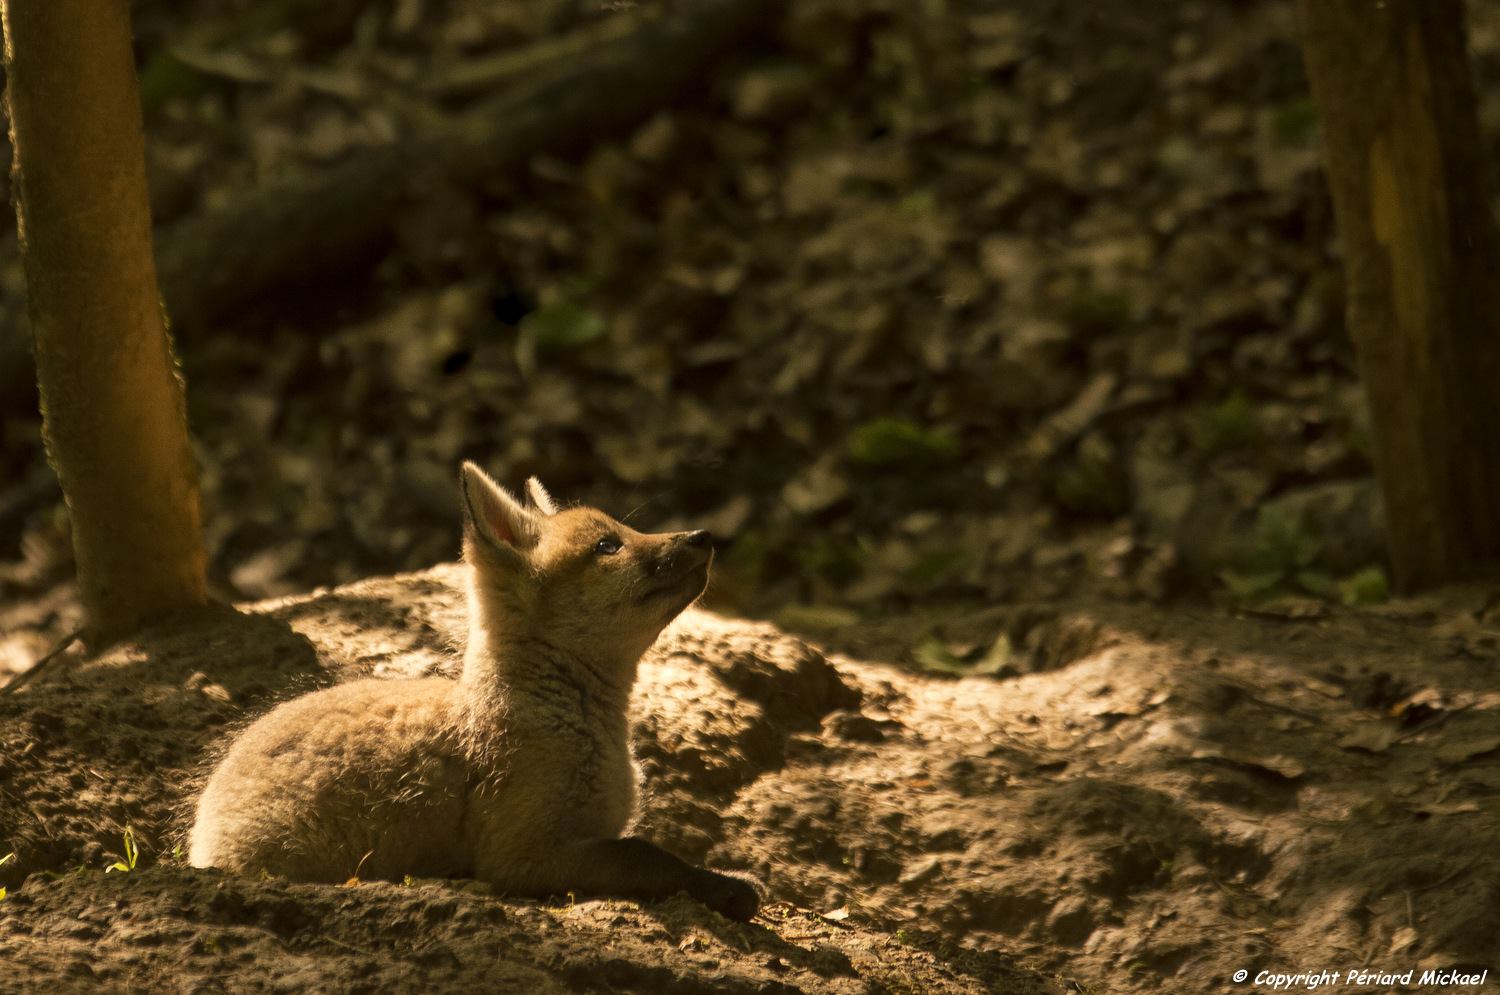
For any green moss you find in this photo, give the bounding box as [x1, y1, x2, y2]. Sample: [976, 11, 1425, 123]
[847, 417, 960, 466]
[139, 52, 209, 118]
[1272, 97, 1320, 147]
[1065, 277, 1133, 335]
[1292, 569, 1339, 600]
[1346, 417, 1373, 461]
[721, 528, 779, 588]
[1217, 567, 1284, 603]
[775, 604, 861, 634]
[1339, 566, 1389, 606]
[1188, 390, 1261, 455]
[794, 534, 868, 585]
[870, 29, 924, 100]
[900, 545, 976, 594]
[1052, 452, 1128, 518]
[896, 188, 938, 217]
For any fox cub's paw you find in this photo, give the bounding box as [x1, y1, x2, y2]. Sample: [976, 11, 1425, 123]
[693, 868, 765, 922]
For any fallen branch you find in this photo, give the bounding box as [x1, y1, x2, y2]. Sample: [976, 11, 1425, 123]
[1, 627, 83, 696]
[0, 0, 779, 413]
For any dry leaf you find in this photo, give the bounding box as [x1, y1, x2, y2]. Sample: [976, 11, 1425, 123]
[1418, 801, 1480, 817]
[1435, 733, 1500, 765]
[1388, 926, 1419, 954]
[1190, 747, 1305, 780]
[782, 452, 851, 515]
[1338, 721, 1398, 754]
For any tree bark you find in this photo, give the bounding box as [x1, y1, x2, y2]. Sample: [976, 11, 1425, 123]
[3, 0, 208, 641]
[1298, 0, 1500, 590]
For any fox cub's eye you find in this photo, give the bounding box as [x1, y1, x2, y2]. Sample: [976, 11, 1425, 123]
[594, 536, 623, 556]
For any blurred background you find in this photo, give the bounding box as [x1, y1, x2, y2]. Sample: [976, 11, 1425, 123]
[2, 0, 1499, 664]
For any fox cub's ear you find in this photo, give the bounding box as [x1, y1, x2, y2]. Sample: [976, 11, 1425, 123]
[525, 477, 558, 516]
[460, 462, 540, 555]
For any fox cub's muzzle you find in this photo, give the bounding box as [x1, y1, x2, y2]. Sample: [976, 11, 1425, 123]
[641, 530, 713, 604]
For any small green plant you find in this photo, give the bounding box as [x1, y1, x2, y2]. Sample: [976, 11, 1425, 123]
[1188, 390, 1261, 455]
[795, 533, 868, 586]
[40, 864, 89, 882]
[1065, 276, 1133, 335]
[105, 827, 139, 874]
[896, 188, 938, 218]
[1272, 97, 1320, 147]
[847, 417, 960, 467]
[1218, 504, 1389, 607]
[911, 631, 1012, 677]
[1337, 566, 1389, 606]
[1051, 439, 1129, 518]
[521, 298, 607, 353]
[1218, 503, 1319, 603]
[137, 51, 210, 118]
[719, 526, 778, 589]
[900, 545, 977, 596]
[775, 603, 861, 635]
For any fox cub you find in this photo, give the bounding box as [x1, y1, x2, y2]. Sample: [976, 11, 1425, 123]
[189, 462, 761, 921]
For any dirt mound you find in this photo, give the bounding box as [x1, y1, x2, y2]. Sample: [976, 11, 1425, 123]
[0, 568, 1055, 993]
[0, 607, 322, 876]
[4, 567, 1500, 992]
[727, 599, 1500, 990]
[2, 865, 1051, 995]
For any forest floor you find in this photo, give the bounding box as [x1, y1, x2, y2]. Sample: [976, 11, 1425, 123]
[2, 568, 1499, 992]
[2, 0, 1500, 990]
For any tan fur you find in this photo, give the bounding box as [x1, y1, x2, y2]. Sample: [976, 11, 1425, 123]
[189, 464, 760, 919]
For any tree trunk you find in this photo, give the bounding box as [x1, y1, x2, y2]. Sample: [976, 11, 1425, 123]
[3, 0, 208, 642]
[1298, 0, 1500, 590]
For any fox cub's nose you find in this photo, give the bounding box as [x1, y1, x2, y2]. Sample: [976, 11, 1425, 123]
[684, 530, 712, 549]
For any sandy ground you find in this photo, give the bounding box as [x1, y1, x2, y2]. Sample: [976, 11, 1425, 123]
[2, 566, 1498, 992]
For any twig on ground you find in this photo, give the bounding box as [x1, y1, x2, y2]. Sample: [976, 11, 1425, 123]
[1, 627, 83, 695]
